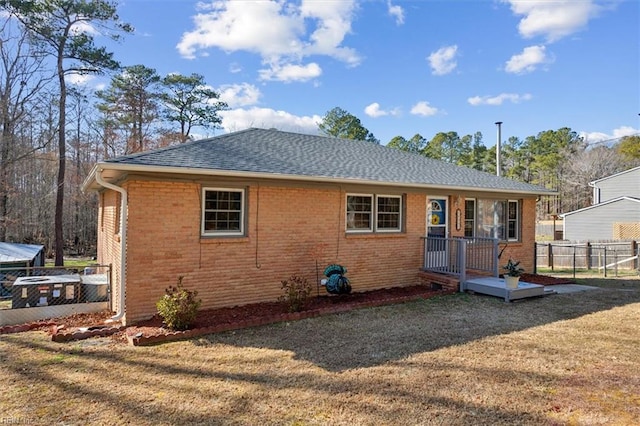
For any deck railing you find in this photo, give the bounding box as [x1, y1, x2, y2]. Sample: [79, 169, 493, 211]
[422, 236, 499, 287]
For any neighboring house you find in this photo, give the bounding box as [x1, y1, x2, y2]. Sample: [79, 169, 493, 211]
[83, 128, 552, 324]
[561, 166, 640, 241]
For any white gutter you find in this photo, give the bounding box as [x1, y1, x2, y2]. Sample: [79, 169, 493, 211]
[95, 169, 127, 323]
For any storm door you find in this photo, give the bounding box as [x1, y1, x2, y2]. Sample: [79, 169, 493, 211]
[426, 197, 448, 268]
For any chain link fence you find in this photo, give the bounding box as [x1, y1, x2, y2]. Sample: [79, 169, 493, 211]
[0, 264, 111, 326]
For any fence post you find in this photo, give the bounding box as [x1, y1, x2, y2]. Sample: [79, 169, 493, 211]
[533, 242, 538, 274]
[548, 243, 554, 271]
[603, 247, 607, 278]
[573, 246, 576, 280]
[586, 242, 592, 270]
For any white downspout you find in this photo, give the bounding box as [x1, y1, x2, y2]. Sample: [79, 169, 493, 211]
[95, 169, 127, 322]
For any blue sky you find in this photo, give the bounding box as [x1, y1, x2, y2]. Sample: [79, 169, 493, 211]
[76, 0, 639, 146]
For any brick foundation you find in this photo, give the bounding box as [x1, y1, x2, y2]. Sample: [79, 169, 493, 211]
[417, 271, 460, 292]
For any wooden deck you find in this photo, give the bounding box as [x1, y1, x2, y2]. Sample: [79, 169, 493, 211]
[419, 269, 549, 302]
[463, 276, 547, 302]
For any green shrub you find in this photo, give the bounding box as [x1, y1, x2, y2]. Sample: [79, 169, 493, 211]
[279, 275, 312, 312]
[156, 276, 201, 330]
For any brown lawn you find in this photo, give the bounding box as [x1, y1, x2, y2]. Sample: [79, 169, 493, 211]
[1, 276, 639, 425]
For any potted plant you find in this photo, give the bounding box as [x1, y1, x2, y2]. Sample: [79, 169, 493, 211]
[502, 258, 524, 288]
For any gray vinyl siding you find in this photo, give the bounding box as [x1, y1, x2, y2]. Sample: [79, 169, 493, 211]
[593, 167, 640, 202]
[564, 199, 640, 240]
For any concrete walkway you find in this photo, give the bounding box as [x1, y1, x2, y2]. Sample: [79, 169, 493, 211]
[546, 284, 601, 294]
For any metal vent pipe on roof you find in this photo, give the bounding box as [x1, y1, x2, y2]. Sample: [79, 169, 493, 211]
[495, 121, 502, 177]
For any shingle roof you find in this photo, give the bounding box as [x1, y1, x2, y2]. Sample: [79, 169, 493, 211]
[101, 128, 552, 194]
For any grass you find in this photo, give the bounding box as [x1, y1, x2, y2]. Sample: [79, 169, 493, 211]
[43, 258, 96, 268]
[1, 277, 639, 425]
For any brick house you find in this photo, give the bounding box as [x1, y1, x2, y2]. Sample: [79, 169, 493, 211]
[83, 128, 552, 324]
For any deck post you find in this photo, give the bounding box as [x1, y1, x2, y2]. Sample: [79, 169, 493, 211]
[424, 237, 429, 270]
[459, 239, 467, 292]
[493, 239, 499, 277]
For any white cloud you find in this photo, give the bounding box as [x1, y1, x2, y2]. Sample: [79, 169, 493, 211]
[580, 131, 609, 143]
[387, 1, 405, 25]
[503, 0, 602, 42]
[218, 83, 262, 108]
[228, 63, 242, 74]
[220, 107, 322, 134]
[364, 102, 400, 118]
[612, 126, 639, 138]
[467, 93, 533, 106]
[259, 62, 322, 83]
[428, 45, 458, 76]
[581, 126, 640, 143]
[299, 0, 361, 65]
[505, 45, 554, 74]
[177, 0, 360, 82]
[410, 101, 439, 117]
[70, 21, 98, 36]
[65, 72, 95, 86]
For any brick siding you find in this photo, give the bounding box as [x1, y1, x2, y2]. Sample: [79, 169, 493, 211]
[97, 179, 539, 324]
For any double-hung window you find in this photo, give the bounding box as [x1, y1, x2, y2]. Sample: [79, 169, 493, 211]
[465, 198, 519, 241]
[346, 194, 402, 233]
[464, 199, 476, 238]
[506, 200, 519, 241]
[201, 188, 245, 236]
[346, 195, 373, 231]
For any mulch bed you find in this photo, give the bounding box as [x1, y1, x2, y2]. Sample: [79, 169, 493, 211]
[521, 273, 575, 285]
[3, 274, 575, 345]
[125, 285, 452, 346]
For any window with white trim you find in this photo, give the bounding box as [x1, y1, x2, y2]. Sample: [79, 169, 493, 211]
[377, 195, 402, 231]
[346, 194, 373, 231]
[201, 188, 245, 236]
[507, 200, 519, 241]
[465, 198, 520, 241]
[346, 194, 402, 233]
[464, 199, 475, 238]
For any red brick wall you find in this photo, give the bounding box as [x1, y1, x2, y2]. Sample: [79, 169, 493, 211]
[97, 189, 123, 315]
[498, 197, 537, 273]
[118, 181, 429, 323]
[97, 179, 539, 324]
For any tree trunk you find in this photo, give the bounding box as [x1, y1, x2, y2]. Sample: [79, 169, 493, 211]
[54, 52, 66, 266]
[0, 129, 9, 241]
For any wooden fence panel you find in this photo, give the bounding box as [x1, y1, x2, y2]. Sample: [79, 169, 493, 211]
[536, 240, 639, 271]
